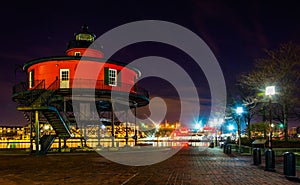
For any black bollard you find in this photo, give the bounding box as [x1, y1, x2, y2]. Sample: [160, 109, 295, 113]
[283, 152, 296, 177]
[257, 148, 261, 164]
[223, 143, 227, 153]
[265, 149, 275, 172]
[227, 144, 231, 155]
[253, 148, 258, 165]
[252, 148, 261, 165]
[209, 141, 214, 148]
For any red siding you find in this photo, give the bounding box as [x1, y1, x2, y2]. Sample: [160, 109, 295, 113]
[27, 60, 138, 93]
[66, 48, 103, 58]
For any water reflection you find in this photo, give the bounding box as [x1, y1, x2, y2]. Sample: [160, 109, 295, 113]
[0, 139, 211, 149]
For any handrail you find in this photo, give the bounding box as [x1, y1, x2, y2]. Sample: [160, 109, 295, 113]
[33, 80, 45, 90]
[47, 79, 60, 90]
[12, 81, 27, 94]
[47, 106, 72, 136]
[12, 80, 45, 94]
[13, 78, 149, 98]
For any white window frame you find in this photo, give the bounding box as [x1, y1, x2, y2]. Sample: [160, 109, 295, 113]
[61, 70, 69, 81]
[108, 68, 117, 86]
[29, 70, 34, 88]
[60, 69, 70, 88]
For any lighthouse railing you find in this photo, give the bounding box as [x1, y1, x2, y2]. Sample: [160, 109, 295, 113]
[47, 79, 60, 90]
[33, 80, 45, 90]
[12, 80, 45, 94]
[12, 81, 28, 94]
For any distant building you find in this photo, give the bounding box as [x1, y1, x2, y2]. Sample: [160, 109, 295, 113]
[0, 126, 27, 140]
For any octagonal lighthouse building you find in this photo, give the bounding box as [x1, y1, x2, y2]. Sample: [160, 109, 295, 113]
[12, 25, 149, 154]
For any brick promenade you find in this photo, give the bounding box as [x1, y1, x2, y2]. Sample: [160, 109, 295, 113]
[0, 146, 299, 185]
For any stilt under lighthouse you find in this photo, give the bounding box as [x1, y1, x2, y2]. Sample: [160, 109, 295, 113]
[12, 25, 149, 154]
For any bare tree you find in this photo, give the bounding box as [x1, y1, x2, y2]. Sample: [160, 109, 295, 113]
[239, 42, 300, 141]
[242, 96, 259, 139]
[227, 82, 262, 140]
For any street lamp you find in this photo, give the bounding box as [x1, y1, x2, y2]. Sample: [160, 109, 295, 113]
[236, 106, 244, 153]
[265, 85, 276, 171]
[213, 119, 217, 147]
[266, 86, 275, 149]
[134, 102, 138, 146]
[212, 118, 224, 147]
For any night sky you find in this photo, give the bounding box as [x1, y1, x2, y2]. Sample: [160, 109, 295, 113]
[0, 1, 299, 126]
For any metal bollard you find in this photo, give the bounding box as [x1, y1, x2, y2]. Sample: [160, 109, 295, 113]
[253, 148, 258, 165]
[283, 152, 296, 177]
[223, 144, 227, 153]
[257, 148, 261, 164]
[253, 148, 261, 165]
[265, 149, 276, 172]
[227, 144, 231, 155]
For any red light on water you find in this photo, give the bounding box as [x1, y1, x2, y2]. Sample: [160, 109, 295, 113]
[181, 142, 189, 148]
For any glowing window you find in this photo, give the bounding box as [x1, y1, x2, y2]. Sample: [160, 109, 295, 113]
[76, 33, 94, 42]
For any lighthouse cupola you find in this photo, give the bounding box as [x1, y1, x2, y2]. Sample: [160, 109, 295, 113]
[66, 25, 103, 58]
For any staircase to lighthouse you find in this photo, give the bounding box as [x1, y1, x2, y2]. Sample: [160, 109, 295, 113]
[14, 80, 74, 154]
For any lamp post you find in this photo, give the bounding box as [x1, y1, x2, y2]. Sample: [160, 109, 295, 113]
[265, 85, 276, 171]
[266, 86, 275, 149]
[134, 102, 138, 146]
[214, 119, 218, 147]
[236, 107, 244, 153]
[213, 118, 223, 147]
[125, 109, 129, 146]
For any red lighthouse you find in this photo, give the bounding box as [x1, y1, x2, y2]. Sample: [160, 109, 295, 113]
[12, 25, 149, 154]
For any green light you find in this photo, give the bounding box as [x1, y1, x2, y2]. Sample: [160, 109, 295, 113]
[279, 123, 284, 128]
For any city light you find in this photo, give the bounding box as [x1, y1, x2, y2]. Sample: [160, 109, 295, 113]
[279, 123, 284, 128]
[195, 123, 201, 130]
[228, 125, 234, 131]
[236, 107, 244, 115]
[44, 125, 50, 130]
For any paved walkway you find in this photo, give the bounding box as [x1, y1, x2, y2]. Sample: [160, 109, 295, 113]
[0, 146, 299, 184]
